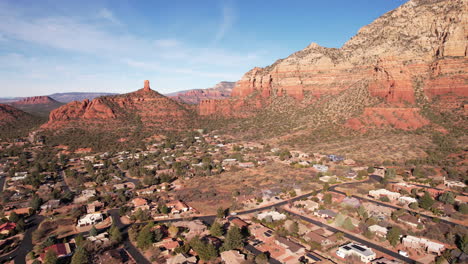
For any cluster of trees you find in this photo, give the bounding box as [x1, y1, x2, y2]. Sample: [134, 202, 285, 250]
[37, 224, 123, 264]
[129, 223, 164, 250]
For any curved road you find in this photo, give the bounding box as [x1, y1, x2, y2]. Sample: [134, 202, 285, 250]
[0, 215, 45, 264]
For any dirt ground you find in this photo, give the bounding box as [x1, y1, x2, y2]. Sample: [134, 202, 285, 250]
[175, 162, 322, 214]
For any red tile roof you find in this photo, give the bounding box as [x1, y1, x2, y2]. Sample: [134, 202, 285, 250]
[0, 222, 16, 232]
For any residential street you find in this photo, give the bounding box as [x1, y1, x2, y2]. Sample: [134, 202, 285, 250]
[1, 174, 462, 264]
[329, 175, 467, 227]
[284, 209, 418, 264]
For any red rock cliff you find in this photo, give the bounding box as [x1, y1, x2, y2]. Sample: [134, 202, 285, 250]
[200, 0, 467, 121]
[169, 81, 235, 104]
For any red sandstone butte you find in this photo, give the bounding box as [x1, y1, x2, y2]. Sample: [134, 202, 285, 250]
[43, 80, 194, 131]
[12, 96, 59, 105]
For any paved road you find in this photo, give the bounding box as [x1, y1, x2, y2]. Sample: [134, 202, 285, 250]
[0, 215, 45, 264]
[3, 173, 459, 263]
[0, 177, 47, 264]
[0, 176, 6, 193]
[245, 244, 282, 264]
[329, 175, 466, 227]
[285, 210, 418, 264]
[108, 209, 151, 264]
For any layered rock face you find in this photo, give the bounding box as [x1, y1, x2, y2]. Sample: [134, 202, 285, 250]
[43, 80, 194, 131]
[200, 0, 467, 130]
[169, 81, 235, 104]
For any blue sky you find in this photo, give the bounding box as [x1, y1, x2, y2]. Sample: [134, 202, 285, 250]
[0, 0, 406, 97]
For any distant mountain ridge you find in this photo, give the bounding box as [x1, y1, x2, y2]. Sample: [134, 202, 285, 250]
[0, 92, 118, 104]
[167, 81, 235, 104]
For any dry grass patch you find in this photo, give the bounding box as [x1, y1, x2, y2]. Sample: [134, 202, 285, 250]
[175, 163, 322, 214]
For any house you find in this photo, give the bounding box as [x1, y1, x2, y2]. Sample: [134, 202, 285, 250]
[399, 214, 420, 228]
[444, 179, 466, 189]
[342, 197, 361, 208]
[136, 185, 158, 196]
[336, 243, 376, 263]
[167, 253, 197, 264]
[294, 200, 319, 212]
[87, 200, 104, 214]
[398, 196, 417, 205]
[40, 243, 74, 261]
[74, 189, 96, 204]
[99, 248, 134, 263]
[314, 209, 337, 219]
[87, 232, 110, 245]
[40, 199, 60, 211]
[368, 225, 388, 237]
[328, 155, 344, 162]
[402, 235, 445, 255]
[222, 159, 237, 166]
[362, 203, 393, 220]
[113, 182, 135, 190]
[257, 211, 287, 221]
[368, 189, 401, 201]
[77, 213, 104, 227]
[5, 207, 32, 219]
[131, 198, 148, 208]
[172, 220, 206, 239]
[276, 237, 306, 255]
[331, 192, 346, 203]
[390, 182, 415, 193]
[156, 238, 181, 252]
[0, 222, 16, 235]
[313, 164, 329, 172]
[238, 162, 255, 168]
[220, 250, 246, 264]
[166, 200, 191, 214]
[229, 217, 249, 229]
[304, 231, 335, 247]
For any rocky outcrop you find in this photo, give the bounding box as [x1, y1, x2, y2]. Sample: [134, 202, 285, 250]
[345, 107, 430, 132]
[43, 80, 195, 131]
[169, 81, 235, 104]
[200, 0, 467, 130]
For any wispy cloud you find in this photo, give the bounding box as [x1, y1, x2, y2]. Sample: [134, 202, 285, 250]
[214, 4, 235, 42]
[124, 58, 240, 80]
[97, 8, 120, 25]
[0, 1, 268, 96]
[154, 39, 181, 48]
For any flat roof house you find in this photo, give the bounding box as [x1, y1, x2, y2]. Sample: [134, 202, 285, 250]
[77, 212, 104, 227]
[336, 242, 376, 263]
[220, 250, 246, 264]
